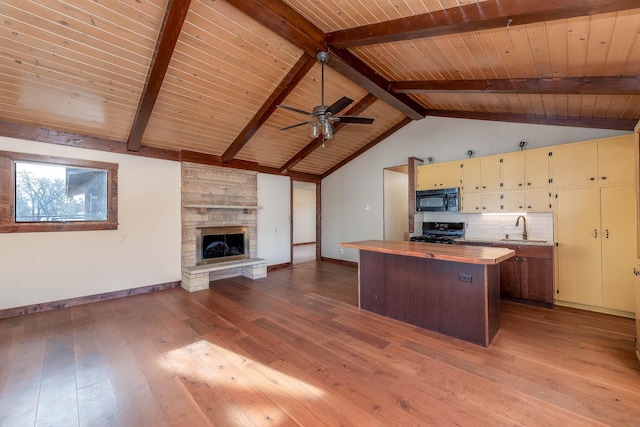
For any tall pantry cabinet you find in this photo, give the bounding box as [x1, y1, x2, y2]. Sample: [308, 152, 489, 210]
[635, 122, 640, 362]
[553, 134, 636, 316]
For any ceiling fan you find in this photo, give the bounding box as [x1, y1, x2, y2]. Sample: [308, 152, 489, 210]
[277, 51, 374, 140]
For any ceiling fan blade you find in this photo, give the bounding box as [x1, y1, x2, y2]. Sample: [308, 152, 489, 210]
[277, 104, 313, 116]
[335, 115, 375, 125]
[326, 96, 353, 116]
[279, 121, 314, 131]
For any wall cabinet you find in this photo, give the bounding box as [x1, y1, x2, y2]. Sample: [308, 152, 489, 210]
[416, 162, 461, 190]
[480, 155, 502, 192]
[523, 149, 550, 188]
[461, 158, 482, 192]
[497, 244, 554, 305]
[461, 192, 501, 213]
[501, 152, 525, 190]
[550, 135, 634, 186]
[555, 186, 636, 313]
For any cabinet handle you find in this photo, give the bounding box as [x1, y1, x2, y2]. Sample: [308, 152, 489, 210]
[605, 229, 609, 238]
[601, 176, 607, 180]
[594, 229, 598, 238]
[518, 183, 523, 187]
[527, 182, 532, 186]
[589, 177, 595, 181]
[634, 268, 640, 276]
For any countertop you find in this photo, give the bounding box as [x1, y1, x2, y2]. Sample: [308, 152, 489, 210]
[340, 240, 515, 265]
[455, 238, 556, 247]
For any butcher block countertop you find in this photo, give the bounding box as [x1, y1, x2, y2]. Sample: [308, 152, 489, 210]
[340, 240, 515, 265]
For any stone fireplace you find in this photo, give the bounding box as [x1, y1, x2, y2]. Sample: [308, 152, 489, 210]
[181, 162, 266, 292]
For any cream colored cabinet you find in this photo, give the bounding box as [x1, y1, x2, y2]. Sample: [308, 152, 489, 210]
[597, 135, 635, 183]
[461, 192, 501, 213]
[501, 192, 525, 212]
[481, 155, 501, 192]
[416, 162, 462, 190]
[555, 186, 636, 313]
[416, 164, 437, 190]
[525, 190, 552, 213]
[461, 158, 482, 192]
[501, 152, 525, 190]
[550, 142, 598, 186]
[524, 149, 550, 188]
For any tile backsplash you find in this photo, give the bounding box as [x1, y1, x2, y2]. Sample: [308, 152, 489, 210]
[419, 211, 554, 241]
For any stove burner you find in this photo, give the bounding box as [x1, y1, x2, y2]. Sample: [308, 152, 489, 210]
[410, 221, 465, 244]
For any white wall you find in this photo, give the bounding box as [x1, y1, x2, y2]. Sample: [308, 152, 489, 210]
[293, 181, 316, 244]
[0, 137, 181, 310]
[257, 173, 291, 265]
[383, 169, 408, 241]
[323, 117, 628, 262]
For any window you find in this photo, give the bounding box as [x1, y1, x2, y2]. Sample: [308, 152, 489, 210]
[0, 151, 118, 232]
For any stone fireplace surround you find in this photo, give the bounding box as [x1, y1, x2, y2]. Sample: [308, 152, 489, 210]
[181, 162, 266, 292]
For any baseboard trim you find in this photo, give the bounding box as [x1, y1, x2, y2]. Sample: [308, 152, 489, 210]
[321, 256, 358, 268]
[554, 300, 635, 319]
[267, 262, 292, 272]
[0, 281, 181, 319]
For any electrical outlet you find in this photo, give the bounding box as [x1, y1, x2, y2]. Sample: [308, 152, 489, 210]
[458, 273, 472, 283]
[339, 247, 345, 254]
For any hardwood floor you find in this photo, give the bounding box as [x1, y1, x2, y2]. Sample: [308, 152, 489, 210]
[0, 261, 638, 426]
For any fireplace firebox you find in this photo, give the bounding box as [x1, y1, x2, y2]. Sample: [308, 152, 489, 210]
[196, 226, 249, 265]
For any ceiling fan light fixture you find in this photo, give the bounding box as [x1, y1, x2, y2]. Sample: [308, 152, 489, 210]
[322, 120, 333, 139]
[311, 122, 319, 138]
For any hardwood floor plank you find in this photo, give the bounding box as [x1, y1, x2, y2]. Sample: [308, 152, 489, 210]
[0, 261, 639, 425]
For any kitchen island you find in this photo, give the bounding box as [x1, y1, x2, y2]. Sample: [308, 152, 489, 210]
[339, 240, 515, 347]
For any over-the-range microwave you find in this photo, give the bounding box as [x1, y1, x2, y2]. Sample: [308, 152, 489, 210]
[416, 187, 459, 212]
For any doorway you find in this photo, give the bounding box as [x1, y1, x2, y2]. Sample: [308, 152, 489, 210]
[384, 166, 409, 241]
[292, 181, 317, 264]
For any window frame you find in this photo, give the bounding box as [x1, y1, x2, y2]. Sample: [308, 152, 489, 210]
[0, 151, 118, 233]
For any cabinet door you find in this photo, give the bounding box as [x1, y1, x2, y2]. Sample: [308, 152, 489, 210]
[501, 152, 524, 190]
[550, 142, 598, 186]
[524, 149, 550, 188]
[416, 164, 437, 190]
[461, 193, 482, 213]
[439, 162, 462, 188]
[525, 190, 552, 213]
[481, 193, 501, 212]
[598, 135, 634, 183]
[481, 155, 501, 192]
[461, 158, 482, 192]
[501, 192, 525, 212]
[521, 256, 554, 304]
[555, 188, 602, 306]
[500, 257, 521, 298]
[601, 186, 636, 312]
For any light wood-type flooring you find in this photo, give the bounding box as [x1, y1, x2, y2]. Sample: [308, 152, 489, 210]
[0, 261, 639, 426]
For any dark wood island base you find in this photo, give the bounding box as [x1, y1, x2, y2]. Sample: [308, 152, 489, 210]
[341, 240, 515, 347]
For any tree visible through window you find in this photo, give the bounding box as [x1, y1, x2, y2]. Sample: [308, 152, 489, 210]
[0, 151, 117, 233]
[15, 162, 108, 222]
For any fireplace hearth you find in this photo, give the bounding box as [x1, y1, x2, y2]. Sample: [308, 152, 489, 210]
[196, 226, 248, 265]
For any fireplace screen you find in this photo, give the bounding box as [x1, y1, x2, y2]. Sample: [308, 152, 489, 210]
[196, 226, 248, 265]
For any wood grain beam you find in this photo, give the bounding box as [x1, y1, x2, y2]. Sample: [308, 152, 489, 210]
[423, 110, 637, 131]
[221, 53, 316, 163]
[322, 117, 413, 178]
[224, 0, 425, 120]
[390, 76, 640, 94]
[0, 121, 179, 161]
[181, 150, 321, 183]
[127, 0, 192, 152]
[326, 0, 640, 48]
[280, 94, 378, 173]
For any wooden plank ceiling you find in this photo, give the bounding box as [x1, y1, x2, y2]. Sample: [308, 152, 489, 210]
[1, 0, 639, 180]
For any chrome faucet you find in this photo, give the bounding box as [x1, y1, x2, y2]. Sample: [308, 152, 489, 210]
[515, 215, 528, 241]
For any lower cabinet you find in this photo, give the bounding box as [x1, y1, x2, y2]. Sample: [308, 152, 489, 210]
[497, 244, 554, 305]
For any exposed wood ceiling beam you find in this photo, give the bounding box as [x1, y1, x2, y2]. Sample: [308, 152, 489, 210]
[322, 117, 413, 178]
[325, 0, 640, 49]
[221, 53, 316, 163]
[390, 76, 640, 94]
[223, 0, 424, 120]
[280, 94, 378, 173]
[424, 110, 637, 131]
[0, 121, 179, 161]
[180, 150, 321, 183]
[127, 0, 192, 152]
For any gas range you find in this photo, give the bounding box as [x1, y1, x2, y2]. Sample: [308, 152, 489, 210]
[410, 222, 465, 245]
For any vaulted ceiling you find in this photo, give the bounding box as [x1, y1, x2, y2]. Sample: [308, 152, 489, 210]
[1, 0, 639, 181]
